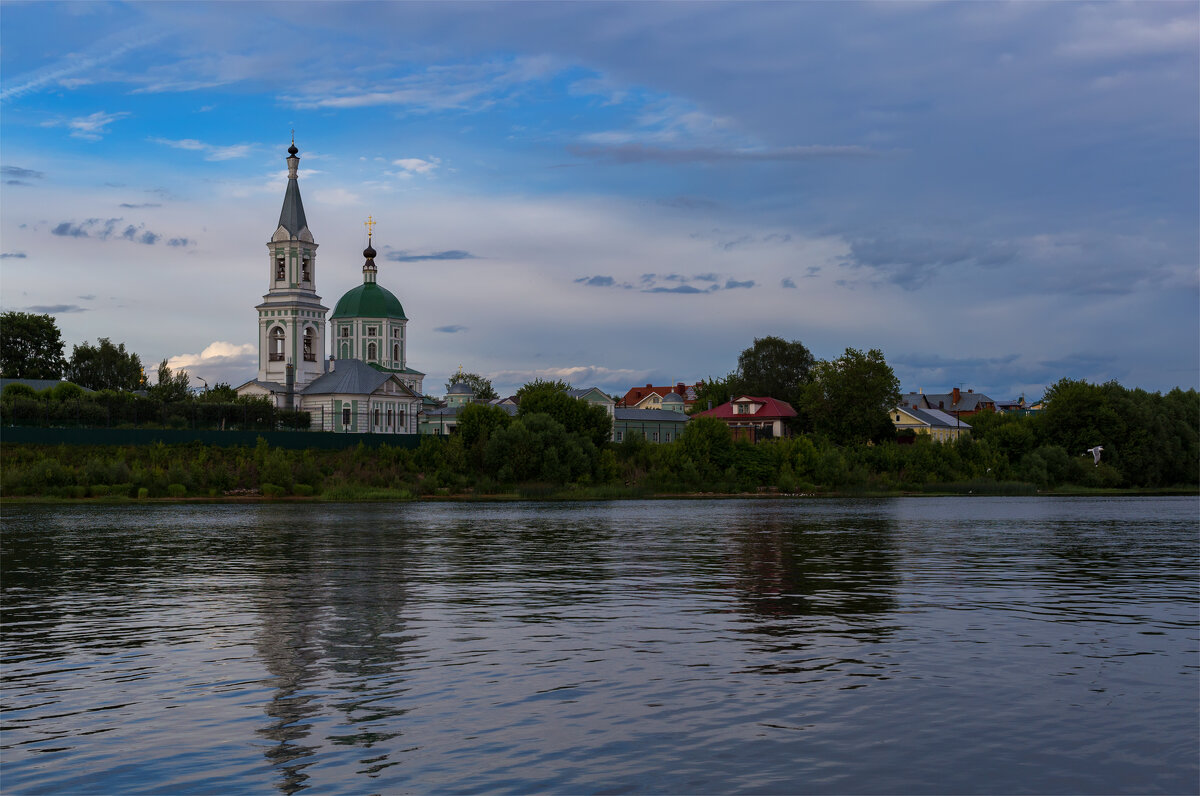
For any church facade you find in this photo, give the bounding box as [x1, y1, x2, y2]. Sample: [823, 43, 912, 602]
[236, 141, 424, 434]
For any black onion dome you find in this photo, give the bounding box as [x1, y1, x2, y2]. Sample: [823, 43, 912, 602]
[288, 142, 299, 156]
[363, 242, 377, 259]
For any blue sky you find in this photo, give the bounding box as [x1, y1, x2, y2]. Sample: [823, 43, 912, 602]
[2, 1, 1196, 400]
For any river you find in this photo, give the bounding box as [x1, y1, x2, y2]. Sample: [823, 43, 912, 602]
[2, 497, 1196, 794]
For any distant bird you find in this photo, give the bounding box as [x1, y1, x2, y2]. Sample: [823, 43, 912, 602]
[1086, 446, 1103, 466]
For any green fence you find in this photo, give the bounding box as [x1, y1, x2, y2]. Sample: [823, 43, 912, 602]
[0, 426, 423, 450]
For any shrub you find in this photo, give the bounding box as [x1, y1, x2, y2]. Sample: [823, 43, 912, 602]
[261, 483, 286, 498]
[167, 483, 187, 498]
[137, 487, 150, 499]
[292, 483, 314, 497]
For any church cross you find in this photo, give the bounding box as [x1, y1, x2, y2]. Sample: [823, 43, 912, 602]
[364, 216, 376, 238]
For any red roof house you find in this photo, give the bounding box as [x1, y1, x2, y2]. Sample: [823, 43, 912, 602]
[694, 395, 797, 441]
[619, 382, 702, 410]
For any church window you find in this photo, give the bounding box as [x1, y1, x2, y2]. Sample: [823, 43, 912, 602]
[367, 326, 377, 337]
[392, 344, 399, 363]
[367, 342, 377, 360]
[275, 257, 286, 281]
[303, 328, 316, 362]
[269, 327, 285, 362]
[392, 327, 399, 338]
[342, 406, 351, 428]
[340, 327, 349, 338]
[301, 257, 311, 282]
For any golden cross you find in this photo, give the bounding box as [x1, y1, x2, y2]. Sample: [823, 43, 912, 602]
[364, 215, 376, 237]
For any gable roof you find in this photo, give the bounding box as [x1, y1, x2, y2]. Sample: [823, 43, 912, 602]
[614, 408, 689, 422]
[695, 396, 796, 420]
[895, 406, 971, 430]
[901, 390, 994, 413]
[620, 383, 700, 406]
[300, 359, 418, 397]
[567, 387, 614, 403]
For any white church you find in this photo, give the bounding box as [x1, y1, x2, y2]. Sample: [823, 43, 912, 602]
[235, 141, 425, 433]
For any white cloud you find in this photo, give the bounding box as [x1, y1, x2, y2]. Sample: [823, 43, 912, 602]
[390, 157, 441, 178]
[166, 341, 257, 386]
[150, 137, 256, 161]
[41, 111, 132, 141]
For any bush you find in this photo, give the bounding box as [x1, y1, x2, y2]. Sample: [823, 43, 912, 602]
[261, 483, 286, 498]
[292, 483, 314, 496]
[167, 483, 187, 498]
[137, 487, 150, 499]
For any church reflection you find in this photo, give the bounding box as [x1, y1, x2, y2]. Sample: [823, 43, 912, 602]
[252, 529, 417, 794]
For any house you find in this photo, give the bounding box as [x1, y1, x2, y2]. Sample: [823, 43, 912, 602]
[619, 382, 701, 410]
[566, 387, 616, 417]
[613, 392, 689, 443]
[892, 405, 971, 443]
[693, 395, 796, 441]
[900, 387, 995, 418]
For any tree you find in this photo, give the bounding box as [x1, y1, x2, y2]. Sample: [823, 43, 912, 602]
[148, 359, 193, 402]
[198, 381, 239, 402]
[736, 336, 815, 408]
[805, 348, 900, 445]
[445, 371, 498, 401]
[689, 373, 742, 414]
[65, 338, 145, 391]
[0, 311, 66, 379]
[515, 377, 572, 404]
[518, 388, 611, 448]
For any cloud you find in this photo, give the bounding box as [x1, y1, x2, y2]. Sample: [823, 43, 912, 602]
[384, 249, 478, 262]
[167, 238, 192, 247]
[165, 341, 257, 385]
[0, 252, 28, 259]
[643, 284, 712, 294]
[0, 25, 162, 102]
[575, 275, 617, 287]
[26, 304, 87, 314]
[391, 157, 441, 177]
[42, 111, 131, 141]
[1, 166, 45, 180]
[51, 218, 174, 245]
[569, 143, 880, 165]
[781, 277, 797, 289]
[842, 235, 1019, 290]
[724, 279, 755, 289]
[486, 364, 651, 393]
[434, 325, 468, 334]
[150, 137, 255, 160]
[119, 203, 162, 209]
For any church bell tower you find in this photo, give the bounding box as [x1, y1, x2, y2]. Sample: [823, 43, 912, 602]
[255, 138, 329, 390]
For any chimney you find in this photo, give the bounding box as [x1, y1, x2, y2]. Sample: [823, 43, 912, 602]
[646, 383, 652, 388]
[952, 386, 961, 405]
[676, 382, 685, 395]
[967, 388, 974, 394]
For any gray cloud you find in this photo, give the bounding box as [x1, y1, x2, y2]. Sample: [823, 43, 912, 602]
[385, 249, 478, 262]
[843, 236, 1019, 290]
[643, 284, 714, 294]
[575, 275, 615, 287]
[657, 195, 720, 211]
[434, 325, 468, 333]
[50, 218, 171, 245]
[52, 221, 93, 238]
[26, 304, 86, 314]
[781, 277, 796, 289]
[1, 166, 45, 180]
[167, 238, 192, 247]
[724, 279, 755, 289]
[569, 143, 881, 165]
[119, 202, 162, 209]
[0, 252, 27, 259]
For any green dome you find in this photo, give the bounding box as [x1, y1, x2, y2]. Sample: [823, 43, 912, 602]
[331, 282, 406, 320]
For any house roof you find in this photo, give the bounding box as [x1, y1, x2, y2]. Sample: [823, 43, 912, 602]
[567, 387, 613, 403]
[300, 359, 417, 397]
[614, 408, 689, 422]
[620, 383, 699, 406]
[901, 390, 994, 413]
[896, 406, 971, 430]
[695, 396, 796, 420]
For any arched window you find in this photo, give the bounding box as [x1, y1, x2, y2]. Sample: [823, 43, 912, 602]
[367, 342, 377, 361]
[392, 343, 399, 363]
[303, 327, 316, 361]
[269, 327, 285, 361]
[275, 257, 286, 281]
[301, 257, 311, 283]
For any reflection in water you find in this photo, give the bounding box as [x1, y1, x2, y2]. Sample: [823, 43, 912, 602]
[2, 498, 1197, 795]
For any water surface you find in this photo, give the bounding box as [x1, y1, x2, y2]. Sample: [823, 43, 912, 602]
[3, 497, 1197, 794]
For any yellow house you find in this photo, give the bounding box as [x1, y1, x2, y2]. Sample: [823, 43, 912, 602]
[892, 405, 971, 443]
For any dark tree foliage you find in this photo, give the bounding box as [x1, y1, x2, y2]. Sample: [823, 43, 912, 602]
[148, 359, 193, 403]
[65, 338, 144, 391]
[445, 371, 498, 401]
[806, 347, 900, 445]
[689, 373, 743, 414]
[679, 415, 735, 479]
[198, 382, 240, 402]
[518, 389, 611, 449]
[0, 312, 67, 379]
[736, 336, 814, 410]
[515, 378, 572, 403]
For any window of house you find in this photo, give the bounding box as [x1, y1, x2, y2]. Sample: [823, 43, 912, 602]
[367, 326, 377, 336]
[615, 431, 623, 442]
[340, 327, 349, 338]
[367, 342, 377, 360]
[652, 431, 659, 442]
[387, 408, 393, 427]
[275, 257, 286, 280]
[374, 408, 380, 426]
[342, 406, 351, 428]
[398, 409, 406, 427]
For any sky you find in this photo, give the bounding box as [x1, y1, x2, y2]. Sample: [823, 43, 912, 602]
[1, 1, 1197, 401]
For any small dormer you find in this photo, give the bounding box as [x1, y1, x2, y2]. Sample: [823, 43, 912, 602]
[731, 395, 764, 415]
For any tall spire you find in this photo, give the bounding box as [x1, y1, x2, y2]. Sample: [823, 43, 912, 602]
[277, 137, 309, 238]
[362, 216, 378, 284]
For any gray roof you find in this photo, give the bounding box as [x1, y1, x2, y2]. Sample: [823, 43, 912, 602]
[900, 406, 971, 430]
[614, 408, 689, 422]
[277, 173, 308, 238]
[301, 359, 415, 397]
[901, 391, 993, 413]
[447, 381, 474, 395]
[0, 378, 92, 393]
[661, 391, 684, 404]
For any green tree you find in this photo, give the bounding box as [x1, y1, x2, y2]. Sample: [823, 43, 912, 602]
[0, 311, 67, 379]
[518, 388, 611, 448]
[736, 336, 815, 410]
[679, 415, 735, 479]
[806, 347, 900, 445]
[65, 338, 144, 391]
[148, 359, 193, 403]
[198, 381, 239, 402]
[445, 371, 498, 401]
[515, 377, 572, 403]
[689, 373, 743, 414]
